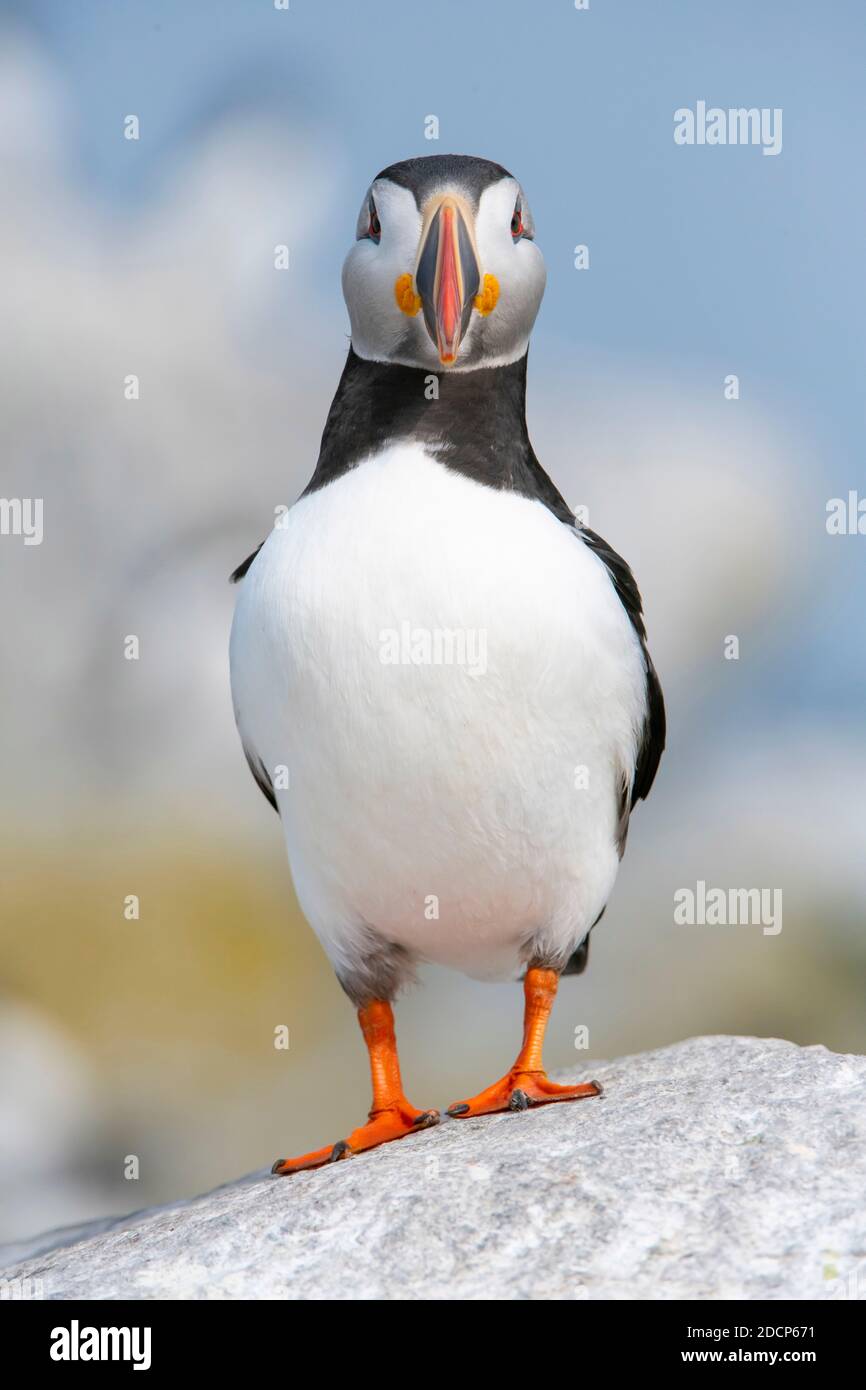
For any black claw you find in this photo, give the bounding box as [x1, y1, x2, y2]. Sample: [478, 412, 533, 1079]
[509, 1088, 531, 1111]
[447, 1103, 470, 1116]
[413, 1110, 439, 1126]
[329, 1140, 350, 1163]
[271, 1158, 285, 1175]
[590, 1079, 604, 1096]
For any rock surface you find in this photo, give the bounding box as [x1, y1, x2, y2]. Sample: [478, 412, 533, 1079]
[2, 1036, 864, 1300]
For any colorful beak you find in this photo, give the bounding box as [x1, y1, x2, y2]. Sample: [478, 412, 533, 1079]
[414, 198, 481, 365]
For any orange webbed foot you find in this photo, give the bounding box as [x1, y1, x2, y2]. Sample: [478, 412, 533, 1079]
[272, 1100, 439, 1176]
[447, 1070, 601, 1120]
[446, 967, 603, 1120]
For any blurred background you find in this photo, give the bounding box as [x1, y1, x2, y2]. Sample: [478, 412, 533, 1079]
[0, 0, 864, 1246]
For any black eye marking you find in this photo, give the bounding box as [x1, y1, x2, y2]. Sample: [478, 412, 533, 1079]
[510, 195, 533, 242]
[366, 197, 381, 243]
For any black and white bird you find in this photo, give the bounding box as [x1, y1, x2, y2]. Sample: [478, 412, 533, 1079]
[229, 155, 665, 1174]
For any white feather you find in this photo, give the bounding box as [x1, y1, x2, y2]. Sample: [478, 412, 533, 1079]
[230, 444, 647, 983]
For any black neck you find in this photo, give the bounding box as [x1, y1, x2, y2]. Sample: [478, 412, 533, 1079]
[304, 348, 572, 523]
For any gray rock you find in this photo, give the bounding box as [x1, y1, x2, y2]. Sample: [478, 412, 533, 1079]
[2, 1036, 864, 1300]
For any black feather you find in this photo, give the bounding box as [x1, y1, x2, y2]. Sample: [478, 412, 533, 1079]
[230, 543, 263, 584]
[242, 744, 277, 812]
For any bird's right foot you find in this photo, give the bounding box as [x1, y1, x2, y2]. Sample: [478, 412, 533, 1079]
[272, 1099, 439, 1176]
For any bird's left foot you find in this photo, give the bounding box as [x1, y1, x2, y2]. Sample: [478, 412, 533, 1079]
[447, 1069, 602, 1120]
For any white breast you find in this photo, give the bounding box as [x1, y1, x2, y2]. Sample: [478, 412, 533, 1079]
[230, 443, 647, 983]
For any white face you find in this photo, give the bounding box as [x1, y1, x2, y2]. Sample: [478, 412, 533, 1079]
[342, 174, 546, 372]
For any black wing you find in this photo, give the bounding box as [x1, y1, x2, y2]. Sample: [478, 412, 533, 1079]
[579, 525, 666, 813]
[241, 743, 277, 812]
[231, 545, 279, 812]
[230, 543, 264, 584]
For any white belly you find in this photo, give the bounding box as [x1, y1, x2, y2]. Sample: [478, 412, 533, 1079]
[230, 444, 647, 982]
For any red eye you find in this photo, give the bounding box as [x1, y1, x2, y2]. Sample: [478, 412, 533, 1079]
[511, 202, 524, 239]
[368, 202, 381, 241]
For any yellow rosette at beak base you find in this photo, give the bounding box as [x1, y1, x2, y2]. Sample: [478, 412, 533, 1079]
[394, 273, 422, 316]
[473, 273, 500, 317]
[395, 271, 499, 321]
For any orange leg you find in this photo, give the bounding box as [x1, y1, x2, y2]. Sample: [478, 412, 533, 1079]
[272, 1000, 439, 1176]
[447, 967, 602, 1119]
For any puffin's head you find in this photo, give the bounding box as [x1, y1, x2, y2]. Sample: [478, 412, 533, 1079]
[342, 154, 546, 372]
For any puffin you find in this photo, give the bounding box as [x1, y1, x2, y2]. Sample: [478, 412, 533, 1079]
[229, 154, 665, 1174]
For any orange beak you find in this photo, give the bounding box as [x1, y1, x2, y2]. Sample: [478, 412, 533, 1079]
[414, 197, 481, 365]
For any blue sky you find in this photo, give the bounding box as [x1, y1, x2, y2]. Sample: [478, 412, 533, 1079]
[6, 0, 864, 710]
[14, 0, 866, 405]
